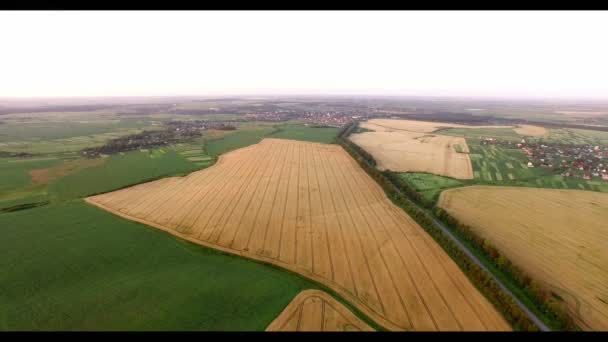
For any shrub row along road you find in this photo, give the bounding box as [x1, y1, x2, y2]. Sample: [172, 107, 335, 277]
[381, 166, 551, 331]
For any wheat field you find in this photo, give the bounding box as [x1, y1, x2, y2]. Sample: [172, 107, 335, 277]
[87, 138, 509, 331]
[266, 290, 373, 331]
[438, 186, 608, 331]
[349, 129, 474, 179]
[360, 119, 513, 133]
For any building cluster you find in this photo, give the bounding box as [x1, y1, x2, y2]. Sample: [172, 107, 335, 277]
[300, 111, 352, 127]
[241, 110, 368, 127]
[480, 137, 608, 181]
[242, 111, 295, 122]
[82, 121, 236, 157]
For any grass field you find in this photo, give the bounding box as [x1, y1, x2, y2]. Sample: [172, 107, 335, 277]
[438, 186, 608, 331]
[269, 123, 340, 144]
[204, 125, 277, 157]
[48, 149, 198, 201]
[0, 200, 325, 330]
[541, 128, 608, 146]
[397, 173, 464, 203]
[0, 157, 61, 193]
[87, 138, 509, 331]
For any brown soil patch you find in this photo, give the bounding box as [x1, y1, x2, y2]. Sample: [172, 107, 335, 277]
[29, 158, 106, 186]
[438, 186, 608, 331]
[86, 138, 509, 331]
[266, 290, 374, 331]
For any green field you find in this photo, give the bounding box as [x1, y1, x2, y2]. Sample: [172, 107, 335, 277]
[204, 126, 277, 157]
[467, 139, 608, 192]
[398, 172, 464, 203]
[0, 201, 321, 330]
[0, 158, 60, 193]
[269, 123, 340, 144]
[48, 149, 198, 201]
[0, 121, 345, 211]
[540, 128, 608, 145]
[395, 137, 608, 205]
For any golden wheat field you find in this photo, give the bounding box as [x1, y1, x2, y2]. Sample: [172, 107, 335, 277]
[438, 186, 608, 331]
[349, 129, 474, 179]
[360, 119, 513, 133]
[266, 290, 373, 331]
[86, 138, 509, 331]
[513, 124, 547, 137]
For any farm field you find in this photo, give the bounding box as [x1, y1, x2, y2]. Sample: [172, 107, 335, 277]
[204, 125, 277, 157]
[397, 173, 464, 203]
[440, 127, 531, 142]
[513, 124, 547, 137]
[437, 186, 608, 331]
[360, 119, 513, 133]
[268, 123, 340, 144]
[87, 138, 510, 331]
[442, 125, 608, 146]
[466, 140, 608, 192]
[0, 121, 342, 211]
[349, 129, 474, 179]
[266, 290, 373, 331]
[48, 149, 198, 201]
[541, 128, 608, 146]
[0, 200, 325, 331]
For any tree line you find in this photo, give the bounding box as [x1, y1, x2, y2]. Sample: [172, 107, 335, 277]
[336, 121, 542, 331]
[337, 121, 578, 330]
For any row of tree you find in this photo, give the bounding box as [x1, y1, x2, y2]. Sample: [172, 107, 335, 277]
[335, 123, 539, 331]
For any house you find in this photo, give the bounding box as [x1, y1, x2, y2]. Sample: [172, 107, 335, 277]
[583, 174, 591, 180]
[527, 162, 534, 168]
[602, 174, 608, 181]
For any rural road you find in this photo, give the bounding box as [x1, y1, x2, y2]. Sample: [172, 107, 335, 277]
[388, 181, 551, 331]
[341, 129, 551, 331]
[427, 216, 551, 331]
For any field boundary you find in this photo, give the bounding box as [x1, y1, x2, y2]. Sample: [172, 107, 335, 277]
[84, 196, 397, 331]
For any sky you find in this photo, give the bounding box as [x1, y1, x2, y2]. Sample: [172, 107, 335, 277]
[1, 11, 608, 100]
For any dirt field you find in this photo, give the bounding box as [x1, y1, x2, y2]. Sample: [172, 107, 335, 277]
[360, 119, 513, 133]
[438, 186, 608, 331]
[87, 138, 509, 331]
[349, 130, 474, 179]
[513, 124, 547, 137]
[266, 290, 374, 331]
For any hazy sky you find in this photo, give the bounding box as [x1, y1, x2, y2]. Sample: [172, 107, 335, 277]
[1, 11, 608, 99]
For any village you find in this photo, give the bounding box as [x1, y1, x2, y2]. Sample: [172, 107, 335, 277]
[81, 120, 236, 157]
[481, 137, 608, 181]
